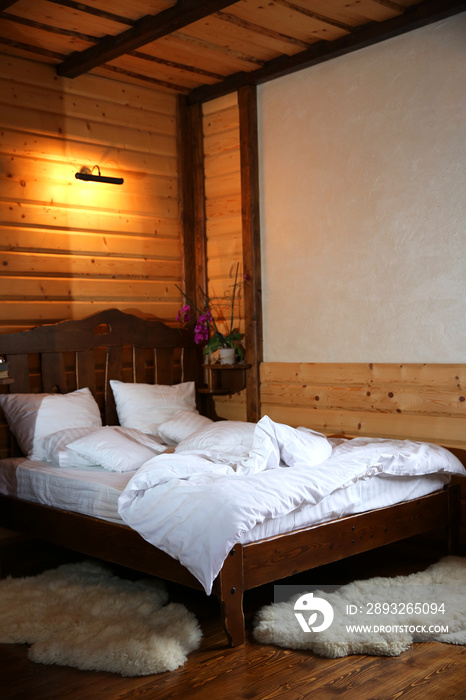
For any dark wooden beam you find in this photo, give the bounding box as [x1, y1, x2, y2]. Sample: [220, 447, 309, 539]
[56, 0, 239, 79]
[187, 0, 466, 104]
[177, 97, 207, 307]
[238, 86, 263, 423]
[0, 1, 19, 10]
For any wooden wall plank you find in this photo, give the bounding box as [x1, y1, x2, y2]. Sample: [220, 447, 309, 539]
[0, 209, 179, 239]
[203, 130, 240, 157]
[260, 384, 465, 416]
[0, 231, 181, 269]
[0, 55, 178, 115]
[261, 362, 466, 388]
[203, 105, 242, 135]
[0, 277, 180, 300]
[205, 194, 242, 218]
[0, 251, 181, 279]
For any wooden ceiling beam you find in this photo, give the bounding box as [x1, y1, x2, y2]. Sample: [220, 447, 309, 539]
[187, 0, 466, 104]
[57, 0, 240, 79]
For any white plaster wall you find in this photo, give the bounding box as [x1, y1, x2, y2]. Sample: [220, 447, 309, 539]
[258, 15, 466, 362]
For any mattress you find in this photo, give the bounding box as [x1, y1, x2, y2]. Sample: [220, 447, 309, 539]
[0, 458, 130, 524]
[0, 456, 450, 538]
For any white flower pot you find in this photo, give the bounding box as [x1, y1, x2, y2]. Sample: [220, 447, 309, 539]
[218, 348, 236, 365]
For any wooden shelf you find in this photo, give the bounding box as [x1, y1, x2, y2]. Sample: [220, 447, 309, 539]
[201, 362, 251, 395]
[205, 362, 251, 371]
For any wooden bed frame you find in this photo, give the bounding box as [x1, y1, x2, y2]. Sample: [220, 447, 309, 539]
[0, 309, 462, 647]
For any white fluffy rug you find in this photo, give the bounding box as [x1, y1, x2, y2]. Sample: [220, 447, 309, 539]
[253, 556, 466, 657]
[0, 560, 202, 676]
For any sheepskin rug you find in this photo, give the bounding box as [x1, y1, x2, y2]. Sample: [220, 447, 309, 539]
[253, 556, 466, 658]
[0, 560, 202, 676]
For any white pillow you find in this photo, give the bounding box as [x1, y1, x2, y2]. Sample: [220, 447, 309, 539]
[110, 380, 196, 435]
[237, 416, 333, 473]
[273, 422, 333, 468]
[42, 427, 99, 468]
[0, 388, 102, 461]
[175, 420, 255, 453]
[157, 410, 213, 445]
[66, 426, 164, 473]
[42, 426, 166, 469]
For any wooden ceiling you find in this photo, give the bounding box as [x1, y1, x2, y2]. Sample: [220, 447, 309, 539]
[0, 0, 464, 103]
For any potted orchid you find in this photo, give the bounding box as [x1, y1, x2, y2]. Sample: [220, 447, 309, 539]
[176, 263, 245, 363]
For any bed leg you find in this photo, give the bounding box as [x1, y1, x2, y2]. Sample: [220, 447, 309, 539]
[447, 483, 461, 555]
[215, 545, 245, 647]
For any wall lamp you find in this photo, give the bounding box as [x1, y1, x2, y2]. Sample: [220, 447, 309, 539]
[75, 165, 124, 185]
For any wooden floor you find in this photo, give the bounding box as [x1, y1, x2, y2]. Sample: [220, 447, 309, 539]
[0, 541, 465, 700]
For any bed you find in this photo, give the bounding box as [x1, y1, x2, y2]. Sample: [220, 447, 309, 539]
[0, 309, 464, 647]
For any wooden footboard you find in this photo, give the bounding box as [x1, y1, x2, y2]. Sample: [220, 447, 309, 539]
[1, 485, 459, 648]
[214, 484, 460, 646]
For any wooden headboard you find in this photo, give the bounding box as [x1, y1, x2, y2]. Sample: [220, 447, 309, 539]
[0, 309, 201, 458]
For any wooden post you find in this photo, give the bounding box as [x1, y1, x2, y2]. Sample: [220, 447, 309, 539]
[238, 85, 263, 423]
[177, 96, 207, 307]
[214, 544, 245, 647]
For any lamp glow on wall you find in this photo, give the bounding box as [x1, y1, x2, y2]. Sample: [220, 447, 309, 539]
[75, 165, 124, 185]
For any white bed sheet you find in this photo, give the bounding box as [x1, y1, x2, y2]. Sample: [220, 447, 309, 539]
[0, 456, 450, 535]
[0, 457, 131, 524]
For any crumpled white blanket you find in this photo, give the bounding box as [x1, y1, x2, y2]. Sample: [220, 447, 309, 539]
[118, 417, 465, 594]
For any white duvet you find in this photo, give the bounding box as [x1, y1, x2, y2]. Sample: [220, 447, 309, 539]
[118, 417, 465, 594]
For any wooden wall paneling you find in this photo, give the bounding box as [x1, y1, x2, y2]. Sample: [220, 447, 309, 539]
[238, 85, 262, 423]
[260, 362, 466, 448]
[0, 54, 182, 332]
